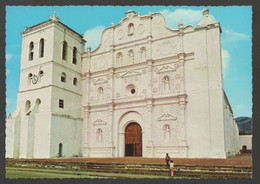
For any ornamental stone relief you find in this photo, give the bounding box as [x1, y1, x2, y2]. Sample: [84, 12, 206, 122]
[117, 29, 124, 40]
[115, 73, 120, 78]
[142, 89, 147, 94]
[94, 56, 106, 70]
[153, 78, 158, 83]
[159, 41, 173, 56]
[175, 74, 180, 79]
[176, 84, 180, 90]
[107, 84, 110, 89]
[157, 113, 177, 121]
[94, 78, 108, 85]
[155, 40, 179, 58]
[134, 76, 138, 81]
[116, 93, 120, 98]
[153, 66, 158, 72]
[153, 88, 158, 93]
[142, 69, 147, 74]
[174, 63, 180, 69]
[92, 119, 107, 126]
[137, 24, 145, 35]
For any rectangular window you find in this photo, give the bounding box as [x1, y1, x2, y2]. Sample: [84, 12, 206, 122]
[59, 99, 64, 108]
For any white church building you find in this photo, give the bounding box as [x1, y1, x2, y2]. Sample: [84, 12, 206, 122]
[6, 9, 240, 159]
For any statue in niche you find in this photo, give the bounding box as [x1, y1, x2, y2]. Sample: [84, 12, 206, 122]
[96, 128, 102, 143]
[163, 124, 170, 141]
[163, 76, 170, 92]
[98, 87, 104, 100]
[128, 23, 134, 35]
[140, 48, 146, 62]
[129, 50, 134, 64]
[117, 53, 123, 66]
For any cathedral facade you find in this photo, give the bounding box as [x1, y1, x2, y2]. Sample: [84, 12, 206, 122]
[6, 9, 240, 159]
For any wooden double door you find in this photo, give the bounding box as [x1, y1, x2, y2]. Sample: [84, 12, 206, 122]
[125, 122, 142, 157]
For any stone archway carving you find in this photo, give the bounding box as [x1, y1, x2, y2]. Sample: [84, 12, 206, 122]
[117, 111, 144, 157]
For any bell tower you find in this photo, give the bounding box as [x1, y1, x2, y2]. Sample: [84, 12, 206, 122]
[12, 12, 86, 158]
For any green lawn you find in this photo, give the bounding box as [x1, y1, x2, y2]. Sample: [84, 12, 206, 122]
[6, 167, 108, 179]
[6, 167, 173, 179]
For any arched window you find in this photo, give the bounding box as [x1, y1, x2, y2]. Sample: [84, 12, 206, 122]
[61, 72, 66, 83]
[35, 98, 41, 113]
[25, 100, 31, 114]
[98, 87, 104, 100]
[29, 42, 34, 61]
[163, 124, 170, 141]
[96, 128, 102, 143]
[38, 70, 44, 76]
[128, 50, 134, 64]
[62, 41, 67, 60]
[73, 77, 77, 86]
[116, 52, 123, 66]
[162, 76, 170, 92]
[72, 47, 77, 64]
[140, 47, 146, 62]
[128, 23, 134, 35]
[39, 38, 44, 58]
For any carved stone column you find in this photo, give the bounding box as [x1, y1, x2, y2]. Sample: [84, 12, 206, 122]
[178, 94, 188, 157]
[178, 53, 186, 94]
[145, 101, 154, 157]
[118, 132, 125, 157]
[108, 103, 115, 157]
[82, 106, 90, 157]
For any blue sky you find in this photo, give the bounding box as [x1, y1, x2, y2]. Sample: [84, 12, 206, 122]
[5, 6, 252, 118]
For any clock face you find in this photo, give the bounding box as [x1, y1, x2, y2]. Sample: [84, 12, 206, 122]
[32, 75, 38, 84]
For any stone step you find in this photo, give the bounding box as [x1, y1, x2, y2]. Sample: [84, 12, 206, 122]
[6, 160, 252, 179]
[7, 161, 251, 173]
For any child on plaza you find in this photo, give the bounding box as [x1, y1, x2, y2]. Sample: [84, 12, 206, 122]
[170, 160, 174, 177]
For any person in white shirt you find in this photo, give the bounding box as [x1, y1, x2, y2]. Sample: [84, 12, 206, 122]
[169, 160, 174, 177]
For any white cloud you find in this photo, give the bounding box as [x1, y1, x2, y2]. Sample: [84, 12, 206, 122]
[6, 53, 12, 62]
[6, 69, 10, 76]
[84, 26, 105, 50]
[160, 9, 216, 28]
[222, 49, 230, 77]
[236, 104, 246, 111]
[222, 29, 250, 42]
[6, 98, 10, 106]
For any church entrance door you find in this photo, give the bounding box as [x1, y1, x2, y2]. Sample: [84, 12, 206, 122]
[125, 122, 142, 157]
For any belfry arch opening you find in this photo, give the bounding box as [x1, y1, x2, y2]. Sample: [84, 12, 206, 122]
[125, 122, 142, 157]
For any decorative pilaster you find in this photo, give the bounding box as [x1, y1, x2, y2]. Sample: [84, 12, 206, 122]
[146, 100, 154, 157]
[178, 94, 188, 156]
[82, 106, 90, 157]
[108, 103, 115, 156]
[178, 53, 186, 94]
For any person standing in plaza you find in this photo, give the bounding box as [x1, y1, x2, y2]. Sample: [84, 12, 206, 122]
[169, 160, 174, 177]
[165, 153, 170, 167]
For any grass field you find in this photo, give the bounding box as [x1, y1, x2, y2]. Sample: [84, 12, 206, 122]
[6, 167, 172, 179]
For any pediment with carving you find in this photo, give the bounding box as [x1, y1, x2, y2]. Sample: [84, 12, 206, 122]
[93, 119, 107, 125]
[121, 70, 141, 78]
[157, 65, 176, 74]
[157, 113, 177, 121]
[94, 78, 108, 85]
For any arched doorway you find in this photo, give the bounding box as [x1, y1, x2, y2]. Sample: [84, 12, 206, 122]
[125, 122, 142, 157]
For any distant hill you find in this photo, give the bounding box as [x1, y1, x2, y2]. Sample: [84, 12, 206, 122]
[234, 117, 252, 135]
